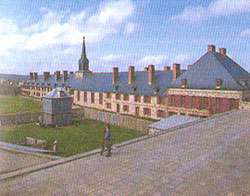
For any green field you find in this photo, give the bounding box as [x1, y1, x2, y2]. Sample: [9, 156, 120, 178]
[0, 118, 146, 157]
[0, 95, 42, 115]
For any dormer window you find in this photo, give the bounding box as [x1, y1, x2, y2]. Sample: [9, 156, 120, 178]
[244, 80, 248, 87]
[216, 78, 222, 89]
[48, 83, 51, 87]
[114, 86, 119, 92]
[181, 79, 187, 88]
[131, 87, 137, 93]
[153, 88, 159, 95]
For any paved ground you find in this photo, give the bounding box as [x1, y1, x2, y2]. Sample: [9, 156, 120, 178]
[0, 149, 51, 175]
[0, 110, 249, 196]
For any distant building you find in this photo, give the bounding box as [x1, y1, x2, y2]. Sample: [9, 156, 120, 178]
[1, 39, 249, 120]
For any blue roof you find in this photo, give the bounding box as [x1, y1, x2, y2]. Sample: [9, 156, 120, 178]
[172, 52, 250, 90]
[71, 70, 185, 96]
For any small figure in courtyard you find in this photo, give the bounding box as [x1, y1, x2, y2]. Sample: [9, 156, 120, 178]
[101, 124, 112, 157]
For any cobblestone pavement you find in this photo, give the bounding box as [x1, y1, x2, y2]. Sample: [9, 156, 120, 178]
[0, 149, 51, 175]
[0, 111, 249, 196]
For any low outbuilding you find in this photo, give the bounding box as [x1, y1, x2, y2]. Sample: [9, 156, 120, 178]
[43, 87, 72, 126]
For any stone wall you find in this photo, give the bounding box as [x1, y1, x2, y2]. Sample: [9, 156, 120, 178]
[0, 108, 152, 133]
[72, 108, 152, 133]
[0, 112, 42, 126]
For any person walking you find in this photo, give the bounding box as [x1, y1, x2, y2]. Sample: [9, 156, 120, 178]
[101, 124, 112, 157]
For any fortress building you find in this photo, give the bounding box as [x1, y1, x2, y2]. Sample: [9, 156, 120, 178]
[1, 38, 250, 120]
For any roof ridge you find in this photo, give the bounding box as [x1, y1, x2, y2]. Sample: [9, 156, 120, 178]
[191, 51, 210, 67]
[212, 53, 244, 88]
[221, 54, 250, 78]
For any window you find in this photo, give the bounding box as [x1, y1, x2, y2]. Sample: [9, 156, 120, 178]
[143, 108, 151, 116]
[84, 92, 87, 102]
[134, 95, 141, 102]
[106, 103, 111, 109]
[91, 92, 95, 103]
[216, 78, 222, 88]
[168, 95, 173, 106]
[191, 96, 196, 108]
[116, 93, 121, 100]
[180, 95, 183, 107]
[123, 94, 129, 101]
[157, 97, 165, 105]
[106, 93, 111, 99]
[144, 96, 151, 103]
[99, 93, 103, 104]
[157, 110, 166, 118]
[123, 105, 129, 112]
[215, 98, 220, 111]
[181, 79, 187, 88]
[77, 91, 80, 101]
[202, 97, 208, 109]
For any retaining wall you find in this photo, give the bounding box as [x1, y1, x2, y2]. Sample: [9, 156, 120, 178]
[0, 108, 151, 133]
[0, 112, 42, 126]
[73, 108, 151, 133]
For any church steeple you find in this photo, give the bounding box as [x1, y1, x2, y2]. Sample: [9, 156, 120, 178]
[81, 36, 87, 57]
[79, 36, 89, 72]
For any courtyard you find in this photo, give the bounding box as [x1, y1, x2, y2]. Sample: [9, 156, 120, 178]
[0, 110, 249, 195]
[0, 118, 146, 157]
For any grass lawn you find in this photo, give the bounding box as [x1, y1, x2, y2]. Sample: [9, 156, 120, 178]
[0, 95, 42, 115]
[0, 118, 146, 157]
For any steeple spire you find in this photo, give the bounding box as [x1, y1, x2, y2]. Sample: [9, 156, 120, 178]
[78, 36, 89, 72]
[81, 36, 86, 57]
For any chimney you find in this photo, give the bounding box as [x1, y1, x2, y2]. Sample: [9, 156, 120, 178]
[33, 72, 38, 81]
[63, 70, 68, 82]
[128, 66, 135, 84]
[144, 67, 148, 72]
[29, 72, 34, 81]
[173, 63, 180, 81]
[219, 48, 226, 55]
[164, 66, 171, 71]
[112, 67, 119, 84]
[148, 64, 155, 85]
[55, 71, 60, 82]
[43, 72, 50, 82]
[208, 45, 216, 52]
[187, 65, 192, 69]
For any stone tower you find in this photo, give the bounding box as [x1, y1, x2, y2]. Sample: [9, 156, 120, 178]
[76, 36, 92, 79]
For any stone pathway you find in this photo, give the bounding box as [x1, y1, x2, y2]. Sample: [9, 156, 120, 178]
[0, 110, 249, 196]
[0, 149, 51, 175]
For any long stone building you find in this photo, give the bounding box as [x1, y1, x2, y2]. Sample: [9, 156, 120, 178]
[1, 37, 250, 120]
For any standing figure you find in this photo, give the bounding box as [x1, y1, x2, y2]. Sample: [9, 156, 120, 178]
[101, 124, 112, 157]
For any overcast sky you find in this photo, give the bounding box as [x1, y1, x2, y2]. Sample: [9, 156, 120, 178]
[0, 0, 250, 74]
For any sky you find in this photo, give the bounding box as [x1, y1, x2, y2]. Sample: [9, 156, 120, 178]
[0, 0, 250, 75]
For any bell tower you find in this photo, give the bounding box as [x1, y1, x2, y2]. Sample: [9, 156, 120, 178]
[76, 36, 92, 79]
